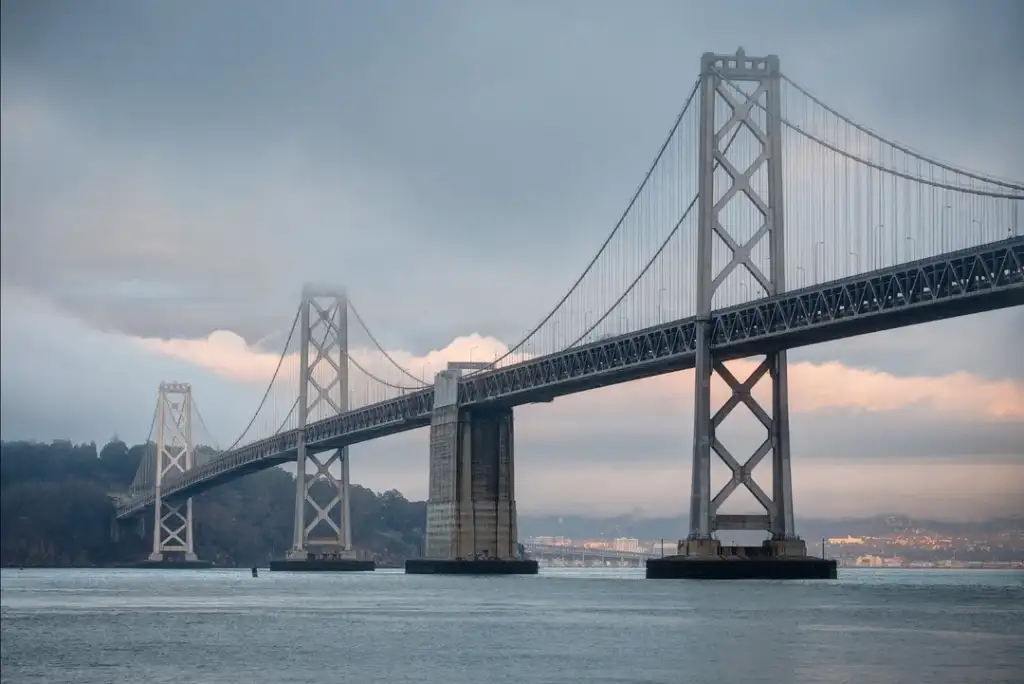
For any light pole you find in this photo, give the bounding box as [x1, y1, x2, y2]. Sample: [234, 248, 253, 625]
[943, 204, 953, 252]
[874, 224, 884, 270]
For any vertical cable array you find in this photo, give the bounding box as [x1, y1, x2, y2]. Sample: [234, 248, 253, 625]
[780, 75, 1021, 287]
[326, 299, 428, 416]
[211, 306, 304, 447]
[189, 397, 222, 468]
[453, 77, 704, 369]
[127, 404, 158, 498]
[708, 71, 1023, 294]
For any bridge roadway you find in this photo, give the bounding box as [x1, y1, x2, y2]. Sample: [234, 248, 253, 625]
[522, 542, 655, 562]
[117, 237, 1024, 518]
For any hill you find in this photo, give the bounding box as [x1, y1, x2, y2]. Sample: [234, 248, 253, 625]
[0, 439, 426, 568]
[517, 512, 1024, 542]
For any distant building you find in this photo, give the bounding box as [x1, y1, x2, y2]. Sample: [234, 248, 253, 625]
[533, 536, 571, 547]
[611, 537, 640, 552]
[828, 536, 864, 545]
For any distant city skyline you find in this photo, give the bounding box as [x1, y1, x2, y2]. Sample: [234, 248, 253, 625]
[2, 1, 1023, 521]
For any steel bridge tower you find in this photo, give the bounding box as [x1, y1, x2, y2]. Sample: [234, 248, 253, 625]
[287, 287, 355, 560]
[148, 382, 199, 562]
[684, 49, 805, 558]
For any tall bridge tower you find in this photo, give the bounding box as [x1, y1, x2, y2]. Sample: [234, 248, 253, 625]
[148, 382, 199, 562]
[684, 49, 802, 557]
[286, 287, 356, 560]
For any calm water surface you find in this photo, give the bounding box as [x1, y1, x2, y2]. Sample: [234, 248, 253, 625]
[2, 568, 1022, 684]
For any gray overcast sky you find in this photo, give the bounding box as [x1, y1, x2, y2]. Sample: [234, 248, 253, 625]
[2, 0, 1022, 520]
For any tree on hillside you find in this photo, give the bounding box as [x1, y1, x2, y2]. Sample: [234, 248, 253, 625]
[0, 440, 426, 567]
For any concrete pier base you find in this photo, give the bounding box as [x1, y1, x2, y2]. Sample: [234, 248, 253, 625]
[122, 559, 213, 569]
[646, 555, 836, 579]
[646, 539, 837, 579]
[420, 371, 523, 571]
[405, 558, 538, 575]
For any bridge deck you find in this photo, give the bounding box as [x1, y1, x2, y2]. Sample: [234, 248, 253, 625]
[117, 237, 1024, 518]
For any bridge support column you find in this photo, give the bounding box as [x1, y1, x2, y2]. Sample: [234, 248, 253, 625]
[649, 48, 834, 579]
[274, 288, 372, 572]
[407, 370, 536, 575]
[144, 382, 209, 568]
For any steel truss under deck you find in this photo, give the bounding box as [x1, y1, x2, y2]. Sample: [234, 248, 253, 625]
[116, 237, 1023, 520]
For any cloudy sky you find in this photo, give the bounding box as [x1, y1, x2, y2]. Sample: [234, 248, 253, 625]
[2, 0, 1022, 522]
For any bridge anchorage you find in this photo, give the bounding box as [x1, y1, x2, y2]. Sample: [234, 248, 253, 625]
[111, 46, 1023, 577]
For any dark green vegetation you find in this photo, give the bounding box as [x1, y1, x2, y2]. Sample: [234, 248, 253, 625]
[0, 439, 426, 568]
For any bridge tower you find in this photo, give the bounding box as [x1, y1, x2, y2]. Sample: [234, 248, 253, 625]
[684, 49, 806, 559]
[286, 287, 356, 561]
[148, 382, 199, 562]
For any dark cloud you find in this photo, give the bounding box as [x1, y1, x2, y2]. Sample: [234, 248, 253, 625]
[3, 0, 1021, 350]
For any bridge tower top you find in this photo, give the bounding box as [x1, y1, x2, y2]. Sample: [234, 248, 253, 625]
[158, 381, 191, 394]
[155, 382, 192, 450]
[695, 47, 785, 314]
[700, 47, 780, 78]
[299, 288, 349, 424]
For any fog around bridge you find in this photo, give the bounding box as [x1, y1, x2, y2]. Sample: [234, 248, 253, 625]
[2, 0, 1022, 521]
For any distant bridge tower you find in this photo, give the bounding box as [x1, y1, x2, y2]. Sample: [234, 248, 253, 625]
[287, 287, 354, 560]
[685, 49, 804, 557]
[148, 382, 199, 562]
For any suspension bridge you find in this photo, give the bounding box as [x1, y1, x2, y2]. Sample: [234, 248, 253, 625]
[112, 50, 1023, 578]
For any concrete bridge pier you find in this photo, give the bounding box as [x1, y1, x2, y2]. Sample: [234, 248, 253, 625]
[407, 370, 537, 575]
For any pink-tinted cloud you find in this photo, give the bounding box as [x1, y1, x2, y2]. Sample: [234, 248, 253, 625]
[511, 458, 1024, 519]
[132, 331, 285, 384]
[725, 358, 1024, 422]
[131, 328, 1024, 431]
